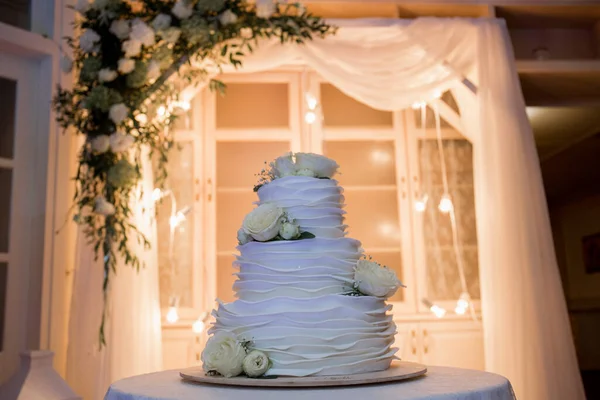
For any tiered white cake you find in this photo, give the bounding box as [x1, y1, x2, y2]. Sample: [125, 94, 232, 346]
[203, 153, 402, 378]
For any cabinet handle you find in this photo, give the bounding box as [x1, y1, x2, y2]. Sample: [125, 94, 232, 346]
[207, 178, 213, 202]
[423, 329, 428, 354]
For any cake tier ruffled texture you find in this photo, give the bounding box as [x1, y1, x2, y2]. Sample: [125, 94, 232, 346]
[209, 176, 397, 376]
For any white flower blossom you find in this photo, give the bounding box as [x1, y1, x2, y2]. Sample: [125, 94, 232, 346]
[256, 0, 277, 19]
[122, 39, 142, 58]
[295, 168, 317, 177]
[91, 135, 110, 153]
[79, 29, 101, 53]
[219, 10, 238, 25]
[146, 60, 161, 83]
[242, 350, 270, 378]
[152, 14, 172, 31]
[110, 20, 130, 39]
[294, 153, 339, 178]
[94, 196, 116, 216]
[162, 27, 181, 44]
[60, 55, 73, 73]
[354, 259, 402, 299]
[109, 131, 135, 152]
[237, 228, 252, 245]
[130, 19, 156, 47]
[171, 0, 193, 20]
[98, 68, 118, 82]
[118, 58, 135, 74]
[270, 152, 296, 178]
[279, 221, 300, 240]
[74, 0, 91, 14]
[201, 331, 247, 378]
[109, 103, 129, 125]
[242, 203, 284, 242]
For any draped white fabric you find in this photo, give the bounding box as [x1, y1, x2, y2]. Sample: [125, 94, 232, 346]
[66, 154, 163, 400]
[181, 18, 585, 400]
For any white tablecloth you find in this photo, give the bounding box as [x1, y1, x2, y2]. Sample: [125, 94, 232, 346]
[104, 366, 515, 400]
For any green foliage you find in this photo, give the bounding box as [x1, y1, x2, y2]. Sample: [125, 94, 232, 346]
[53, 0, 336, 346]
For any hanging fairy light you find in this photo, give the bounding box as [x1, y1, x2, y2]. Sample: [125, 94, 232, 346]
[135, 113, 148, 124]
[304, 111, 317, 124]
[414, 194, 428, 212]
[304, 91, 319, 125]
[305, 93, 318, 110]
[169, 205, 192, 229]
[192, 312, 210, 334]
[438, 193, 453, 213]
[422, 298, 447, 318]
[166, 296, 179, 324]
[454, 292, 470, 315]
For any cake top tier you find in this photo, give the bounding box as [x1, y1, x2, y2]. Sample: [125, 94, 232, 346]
[253, 152, 339, 192]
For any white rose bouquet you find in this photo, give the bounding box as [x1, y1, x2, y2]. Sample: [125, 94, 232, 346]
[201, 332, 248, 378]
[351, 258, 404, 299]
[239, 205, 307, 244]
[242, 203, 285, 242]
[254, 152, 340, 192]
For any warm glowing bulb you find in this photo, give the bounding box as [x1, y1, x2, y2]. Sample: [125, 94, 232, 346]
[414, 194, 428, 213]
[305, 93, 318, 110]
[192, 319, 205, 334]
[166, 306, 179, 324]
[438, 194, 453, 213]
[305, 111, 317, 124]
[157, 106, 167, 117]
[433, 90, 442, 99]
[135, 113, 148, 124]
[171, 100, 191, 111]
[430, 305, 446, 318]
[454, 305, 467, 315]
[152, 188, 163, 202]
[411, 102, 421, 110]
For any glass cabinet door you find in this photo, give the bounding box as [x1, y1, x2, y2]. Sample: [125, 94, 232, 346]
[315, 79, 416, 313]
[407, 93, 481, 314]
[205, 74, 302, 304]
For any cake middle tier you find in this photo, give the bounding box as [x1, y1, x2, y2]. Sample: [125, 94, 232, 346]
[257, 176, 346, 238]
[234, 237, 362, 302]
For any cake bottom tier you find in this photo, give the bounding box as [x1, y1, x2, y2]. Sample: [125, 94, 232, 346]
[209, 295, 398, 377]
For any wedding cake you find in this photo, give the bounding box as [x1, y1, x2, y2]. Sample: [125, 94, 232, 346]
[201, 153, 403, 378]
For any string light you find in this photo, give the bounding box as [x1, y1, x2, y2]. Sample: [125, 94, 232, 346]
[171, 100, 191, 112]
[192, 319, 205, 334]
[169, 206, 192, 228]
[156, 105, 167, 118]
[422, 298, 447, 318]
[304, 111, 317, 124]
[166, 296, 179, 324]
[438, 193, 453, 213]
[433, 90, 442, 99]
[412, 101, 426, 110]
[305, 93, 318, 110]
[415, 194, 428, 213]
[454, 292, 470, 315]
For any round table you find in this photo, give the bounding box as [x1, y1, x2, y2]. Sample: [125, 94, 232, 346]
[105, 366, 515, 400]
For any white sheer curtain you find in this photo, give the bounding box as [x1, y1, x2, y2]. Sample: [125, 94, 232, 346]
[66, 153, 162, 400]
[183, 18, 584, 399]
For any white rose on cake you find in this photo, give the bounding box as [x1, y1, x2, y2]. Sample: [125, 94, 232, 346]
[270, 152, 296, 178]
[354, 259, 403, 299]
[294, 153, 339, 178]
[279, 221, 300, 240]
[202, 331, 247, 378]
[242, 203, 284, 242]
[237, 227, 252, 245]
[243, 350, 270, 378]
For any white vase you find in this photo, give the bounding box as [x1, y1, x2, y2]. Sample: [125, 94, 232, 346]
[0, 350, 81, 400]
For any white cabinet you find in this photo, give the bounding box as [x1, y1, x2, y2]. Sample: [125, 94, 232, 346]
[395, 321, 484, 370]
[157, 69, 485, 371]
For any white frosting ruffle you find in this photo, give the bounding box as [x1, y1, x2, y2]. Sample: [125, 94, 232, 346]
[257, 176, 345, 238]
[209, 295, 397, 377]
[235, 238, 362, 301]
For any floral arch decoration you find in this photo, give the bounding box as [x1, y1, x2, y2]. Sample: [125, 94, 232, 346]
[53, 0, 335, 344]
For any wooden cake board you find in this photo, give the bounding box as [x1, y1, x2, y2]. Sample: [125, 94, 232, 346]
[180, 361, 427, 388]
